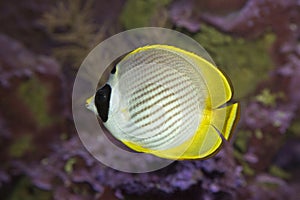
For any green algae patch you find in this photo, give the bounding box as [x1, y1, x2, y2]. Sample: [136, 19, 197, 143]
[234, 130, 252, 153]
[255, 89, 277, 107]
[269, 165, 291, 180]
[288, 118, 300, 137]
[233, 130, 256, 176]
[7, 177, 51, 200]
[120, 0, 171, 29]
[257, 181, 280, 190]
[64, 157, 77, 174]
[9, 135, 33, 158]
[18, 77, 53, 128]
[254, 129, 263, 139]
[255, 89, 285, 107]
[194, 25, 275, 99]
[234, 149, 256, 176]
[242, 162, 255, 176]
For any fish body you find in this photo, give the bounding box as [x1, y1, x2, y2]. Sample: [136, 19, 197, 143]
[86, 45, 239, 160]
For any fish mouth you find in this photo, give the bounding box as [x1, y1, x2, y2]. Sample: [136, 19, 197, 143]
[85, 95, 95, 111]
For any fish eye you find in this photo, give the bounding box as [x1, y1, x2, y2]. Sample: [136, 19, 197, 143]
[96, 90, 107, 100]
[95, 84, 111, 122]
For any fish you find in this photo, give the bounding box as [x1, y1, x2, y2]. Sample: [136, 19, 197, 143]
[86, 44, 239, 160]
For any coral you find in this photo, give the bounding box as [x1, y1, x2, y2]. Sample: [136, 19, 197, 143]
[254, 89, 283, 107]
[245, 174, 296, 200]
[5, 177, 52, 200]
[170, 0, 299, 177]
[0, 33, 66, 198]
[18, 77, 54, 128]
[193, 25, 274, 99]
[1, 0, 300, 199]
[269, 165, 291, 180]
[9, 135, 33, 158]
[15, 137, 243, 200]
[169, 0, 247, 32]
[0, 34, 64, 133]
[200, 0, 300, 39]
[239, 101, 295, 173]
[185, 0, 300, 68]
[120, 0, 171, 29]
[0, 0, 54, 52]
[41, 0, 106, 67]
[169, 0, 201, 32]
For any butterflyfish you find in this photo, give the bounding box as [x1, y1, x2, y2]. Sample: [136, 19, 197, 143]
[86, 44, 239, 160]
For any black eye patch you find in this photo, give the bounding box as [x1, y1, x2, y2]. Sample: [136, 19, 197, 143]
[95, 84, 111, 122]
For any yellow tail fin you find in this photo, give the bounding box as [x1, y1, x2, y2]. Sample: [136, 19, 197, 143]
[211, 103, 240, 140]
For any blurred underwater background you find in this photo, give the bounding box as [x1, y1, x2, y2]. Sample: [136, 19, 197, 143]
[0, 0, 300, 199]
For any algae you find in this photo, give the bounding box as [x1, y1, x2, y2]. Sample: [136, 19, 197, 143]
[233, 130, 257, 176]
[258, 182, 280, 190]
[289, 119, 300, 137]
[194, 25, 275, 99]
[120, 0, 171, 29]
[234, 150, 255, 176]
[269, 165, 291, 180]
[9, 135, 33, 158]
[254, 129, 263, 139]
[242, 162, 255, 176]
[234, 130, 252, 153]
[41, 0, 105, 67]
[7, 177, 51, 200]
[272, 111, 289, 128]
[255, 89, 284, 107]
[60, 132, 68, 141]
[17, 77, 53, 128]
[64, 157, 77, 174]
